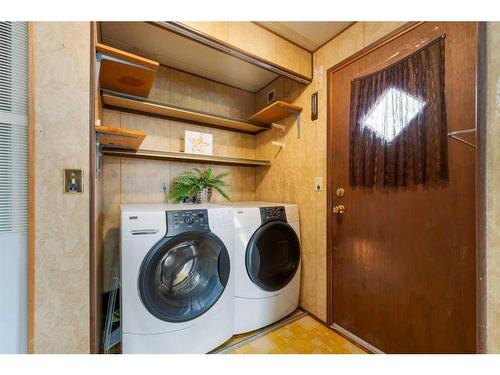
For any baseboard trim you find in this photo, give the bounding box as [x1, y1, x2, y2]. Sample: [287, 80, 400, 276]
[299, 307, 373, 354]
[330, 323, 384, 354]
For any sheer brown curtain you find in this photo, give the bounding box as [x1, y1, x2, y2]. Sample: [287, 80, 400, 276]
[349, 36, 447, 187]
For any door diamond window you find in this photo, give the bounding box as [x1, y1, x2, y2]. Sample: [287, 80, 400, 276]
[362, 87, 425, 142]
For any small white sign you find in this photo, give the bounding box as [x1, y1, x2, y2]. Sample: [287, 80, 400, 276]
[314, 65, 323, 91]
[184, 130, 213, 155]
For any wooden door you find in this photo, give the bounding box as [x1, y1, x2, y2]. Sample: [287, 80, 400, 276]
[328, 23, 479, 353]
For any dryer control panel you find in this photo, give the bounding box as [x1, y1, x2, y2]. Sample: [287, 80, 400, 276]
[260, 206, 287, 224]
[166, 209, 210, 236]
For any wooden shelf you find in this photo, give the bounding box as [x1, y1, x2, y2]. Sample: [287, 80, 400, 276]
[102, 148, 271, 167]
[249, 101, 303, 124]
[96, 125, 145, 150]
[101, 90, 270, 135]
[96, 43, 159, 98]
[100, 22, 311, 93]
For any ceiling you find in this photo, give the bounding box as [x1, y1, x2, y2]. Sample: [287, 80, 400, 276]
[255, 22, 354, 52]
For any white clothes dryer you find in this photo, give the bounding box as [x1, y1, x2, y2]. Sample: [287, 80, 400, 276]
[225, 202, 301, 334]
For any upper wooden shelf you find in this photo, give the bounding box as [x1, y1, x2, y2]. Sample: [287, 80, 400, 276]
[102, 148, 271, 168]
[100, 22, 311, 93]
[101, 90, 270, 135]
[249, 101, 303, 124]
[96, 43, 159, 98]
[96, 125, 146, 150]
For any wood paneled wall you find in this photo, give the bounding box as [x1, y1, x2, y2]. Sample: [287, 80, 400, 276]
[101, 66, 257, 291]
[181, 22, 312, 79]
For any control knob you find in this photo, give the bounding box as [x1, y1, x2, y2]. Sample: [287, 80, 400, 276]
[184, 214, 195, 225]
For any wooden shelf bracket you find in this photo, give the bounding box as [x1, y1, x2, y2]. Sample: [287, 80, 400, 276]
[268, 106, 302, 139]
[96, 43, 159, 98]
[248, 101, 303, 138]
[95, 131, 130, 173]
[95, 126, 146, 173]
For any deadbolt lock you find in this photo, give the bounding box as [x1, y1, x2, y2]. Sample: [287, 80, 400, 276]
[336, 188, 345, 197]
[333, 205, 346, 214]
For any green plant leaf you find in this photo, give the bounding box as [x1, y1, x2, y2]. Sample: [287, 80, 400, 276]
[169, 167, 230, 202]
[169, 170, 200, 202]
[214, 185, 231, 201]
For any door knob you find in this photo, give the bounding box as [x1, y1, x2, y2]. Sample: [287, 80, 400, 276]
[332, 205, 345, 214]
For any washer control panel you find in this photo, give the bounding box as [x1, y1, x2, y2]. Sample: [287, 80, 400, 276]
[260, 206, 287, 224]
[166, 209, 210, 236]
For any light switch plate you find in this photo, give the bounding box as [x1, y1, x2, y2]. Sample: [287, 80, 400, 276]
[63, 169, 83, 194]
[315, 177, 322, 191]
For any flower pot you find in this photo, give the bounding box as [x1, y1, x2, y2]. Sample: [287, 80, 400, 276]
[195, 188, 212, 204]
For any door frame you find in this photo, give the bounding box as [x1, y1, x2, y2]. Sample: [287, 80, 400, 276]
[325, 21, 487, 353]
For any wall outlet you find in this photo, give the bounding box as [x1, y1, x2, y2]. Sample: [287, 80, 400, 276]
[160, 180, 168, 194]
[315, 177, 322, 192]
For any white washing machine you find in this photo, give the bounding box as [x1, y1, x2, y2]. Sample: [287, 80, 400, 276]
[120, 203, 234, 354]
[226, 202, 301, 334]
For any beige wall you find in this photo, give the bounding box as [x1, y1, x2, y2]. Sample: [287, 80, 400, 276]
[33, 22, 91, 353]
[101, 66, 257, 290]
[181, 22, 312, 79]
[486, 22, 500, 353]
[255, 22, 406, 321]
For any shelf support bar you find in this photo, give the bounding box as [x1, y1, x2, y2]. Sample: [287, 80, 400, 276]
[96, 133, 102, 174]
[295, 110, 301, 139]
[278, 106, 302, 139]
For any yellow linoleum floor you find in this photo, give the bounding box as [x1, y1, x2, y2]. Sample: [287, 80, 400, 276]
[227, 315, 367, 354]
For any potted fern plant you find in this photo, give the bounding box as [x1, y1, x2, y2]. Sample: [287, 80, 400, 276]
[170, 167, 230, 204]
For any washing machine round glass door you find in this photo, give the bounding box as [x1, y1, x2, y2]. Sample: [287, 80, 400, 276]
[138, 232, 230, 323]
[246, 221, 300, 292]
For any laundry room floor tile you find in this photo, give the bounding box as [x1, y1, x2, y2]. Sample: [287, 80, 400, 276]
[225, 315, 367, 354]
[211, 309, 307, 353]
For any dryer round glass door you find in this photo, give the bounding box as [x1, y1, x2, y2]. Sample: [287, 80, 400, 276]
[138, 232, 230, 322]
[246, 221, 300, 292]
